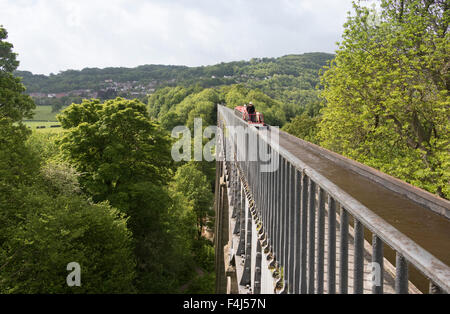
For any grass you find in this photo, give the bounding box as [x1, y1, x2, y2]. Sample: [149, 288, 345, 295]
[33, 127, 63, 134]
[24, 121, 59, 128]
[24, 121, 62, 133]
[22, 105, 64, 133]
[23, 121, 63, 134]
[31, 105, 59, 121]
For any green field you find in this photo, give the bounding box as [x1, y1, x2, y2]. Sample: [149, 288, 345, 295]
[23, 105, 64, 132]
[24, 121, 62, 132]
[33, 127, 63, 134]
[31, 105, 59, 121]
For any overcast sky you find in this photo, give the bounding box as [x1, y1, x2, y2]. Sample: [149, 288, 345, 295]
[0, 0, 357, 75]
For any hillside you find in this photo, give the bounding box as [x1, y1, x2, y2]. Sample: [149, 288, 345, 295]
[15, 52, 334, 116]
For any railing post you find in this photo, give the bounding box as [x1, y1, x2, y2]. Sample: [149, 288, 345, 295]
[429, 282, 443, 294]
[254, 241, 262, 294]
[372, 235, 384, 294]
[281, 158, 288, 291]
[354, 219, 364, 294]
[240, 206, 252, 287]
[276, 155, 283, 264]
[328, 195, 336, 294]
[231, 167, 239, 219]
[288, 163, 296, 293]
[339, 207, 349, 294]
[237, 181, 246, 256]
[317, 187, 325, 294]
[395, 253, 409, 294]
[294, 169, 302, 294]
[269, 152, 276, 255]
[308, 178, 316, 294]
[300, 173, 309, 293]
[233, 175, 241, 235]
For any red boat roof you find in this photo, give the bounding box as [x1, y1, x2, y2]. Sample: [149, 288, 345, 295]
[235, 106, 246, 112]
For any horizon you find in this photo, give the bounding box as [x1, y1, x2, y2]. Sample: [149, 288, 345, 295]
[15, 51, 335, 76]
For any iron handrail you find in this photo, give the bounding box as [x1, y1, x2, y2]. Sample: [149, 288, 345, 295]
[218, 104, 450, 293]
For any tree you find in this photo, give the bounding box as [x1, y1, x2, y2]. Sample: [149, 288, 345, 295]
[318, 0, 449, 198]
[0, 163, 136, 293]
[148, 86, 195, 119]
[0, 121, 40, 252]
[172, 162, 214, 239]
[0, 26, 37, 203]
[0, 29, 136, 294]
[282, 113, 320, 144]
[169, 162, 215, 293]
[0, 26, 35, 122]
[0, 27, 39, 253]
[0, 143, 136, 293]
[57, 97, 180, 292]
[57, 98, 173, 203]
[18, 53, 333, 122]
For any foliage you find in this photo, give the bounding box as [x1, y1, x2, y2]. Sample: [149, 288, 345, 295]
[151, 84, 290, 130]
[0, 127, 136, 293]
[17, 53, 333, 123]
[0, 27, 35, 122]
[56, 97, 202, 292]
[148, 86, 196, 119]
[15, 53, 333, 94]
[172, 162, 214, 239]
[26, 132, 61, 162]
[0, 186, 136, 293]
[34, 95, 83, 113]
[3, 26, 210, 294]
[0, 120, 38, 187]
[57, 98, 173, 203]
[192, 238, 215, 273]
[282, 113, 320, 144]
[318, 0, 450, 198]
[183, 271, 215, 294]
[15, 64, 189, 93]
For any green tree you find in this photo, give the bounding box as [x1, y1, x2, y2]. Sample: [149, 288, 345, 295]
[148, 86, 195, 119]
[0, 26, 35, 122]
[0, 121, 39, 251]
[172, 162, 214, 239]
[282, 113, 320, 144]
[0, 184, 136, 293]
[159, 111, 184, 131]
[0, 29, 136, 294]
[169, 162, 215, 293]
[319, 0, 449, 198]
[57, 97, 182, 292]
[1, 141, 136, 293]
[57, 98, 173, 203]
[0, 27, 39, 252]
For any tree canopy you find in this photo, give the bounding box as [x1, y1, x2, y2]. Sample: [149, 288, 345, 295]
[1, 27, 137, 292]
[318, 0, 449, 198]
[0, 27, 35, 122]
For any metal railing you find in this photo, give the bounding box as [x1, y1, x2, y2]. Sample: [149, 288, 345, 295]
[216, 105, 450, 294]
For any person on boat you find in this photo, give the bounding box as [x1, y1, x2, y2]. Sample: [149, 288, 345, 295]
[247, 102, 256, 122]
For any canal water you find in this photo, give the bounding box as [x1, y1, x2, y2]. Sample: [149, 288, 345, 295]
[279, 130, 450, 293]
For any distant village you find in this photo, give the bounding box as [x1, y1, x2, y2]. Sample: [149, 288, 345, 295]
[27, 73, 271, 101]
[28, 79, 159, 99]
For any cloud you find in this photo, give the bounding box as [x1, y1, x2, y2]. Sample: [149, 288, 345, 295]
[0, 0, 354, 74]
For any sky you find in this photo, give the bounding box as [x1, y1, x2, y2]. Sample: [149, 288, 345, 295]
[0, 0, 357, 75]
